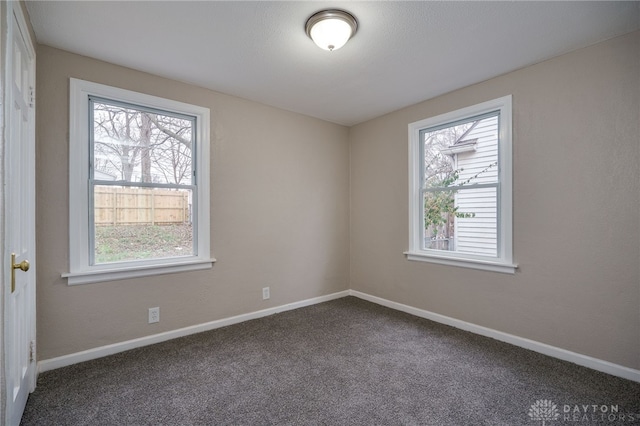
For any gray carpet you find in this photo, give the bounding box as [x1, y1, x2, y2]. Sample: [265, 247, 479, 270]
[21, 297, 640, 425]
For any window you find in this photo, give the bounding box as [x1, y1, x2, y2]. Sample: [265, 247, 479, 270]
[64, 79, 214, 285]
[406, 95, 516, 273]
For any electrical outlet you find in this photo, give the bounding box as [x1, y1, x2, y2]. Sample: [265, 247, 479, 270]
[148, 307, 160, 323]
[262, 287, 270, 300]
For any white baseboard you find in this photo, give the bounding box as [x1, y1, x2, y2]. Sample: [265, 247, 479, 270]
[38, 290, 350, 373]
[349, 290, 640, 383]
[39, 288, 640, 384]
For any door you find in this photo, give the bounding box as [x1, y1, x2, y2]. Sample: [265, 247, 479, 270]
[2, 2, 36, 425]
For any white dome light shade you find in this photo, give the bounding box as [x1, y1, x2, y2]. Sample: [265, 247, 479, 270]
[305, 10, 358, 51]
[309, 18, 352, 51]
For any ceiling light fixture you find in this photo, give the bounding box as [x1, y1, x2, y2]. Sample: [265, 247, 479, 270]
[305, 9, 358, 51]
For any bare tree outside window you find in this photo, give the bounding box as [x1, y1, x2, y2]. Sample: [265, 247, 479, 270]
[92, 101, 193, 185]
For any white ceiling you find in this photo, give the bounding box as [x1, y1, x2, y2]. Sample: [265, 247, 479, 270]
[26, 1, 640, 126]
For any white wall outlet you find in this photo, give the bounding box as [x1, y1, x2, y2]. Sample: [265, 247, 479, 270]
[262, 287, 270, 300]
[148, 307, 160, 323]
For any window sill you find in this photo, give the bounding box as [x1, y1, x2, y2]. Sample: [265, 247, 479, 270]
[404, 251, 517, 274]
[62, 258, 216, 285]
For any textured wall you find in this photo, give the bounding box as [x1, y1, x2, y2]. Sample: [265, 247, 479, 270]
[350, 31, 640, 369]
[36, 46, 350, 360]
[35, 32, 640, 370]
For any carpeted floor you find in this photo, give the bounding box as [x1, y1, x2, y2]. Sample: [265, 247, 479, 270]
[21, 297, 640, 425]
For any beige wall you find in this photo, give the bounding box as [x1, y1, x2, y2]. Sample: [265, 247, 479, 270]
[350, 31, 640, 369]
[36, 46, 350, 360]
[37, 31, 640, 370]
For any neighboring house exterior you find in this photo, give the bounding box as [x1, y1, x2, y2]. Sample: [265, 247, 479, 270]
[94, 169, 117, 181]
[442, 115, 498, 256]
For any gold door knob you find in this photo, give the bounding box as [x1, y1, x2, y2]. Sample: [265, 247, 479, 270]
[10, 253, 29, 293]
[13, 259, 29, 272]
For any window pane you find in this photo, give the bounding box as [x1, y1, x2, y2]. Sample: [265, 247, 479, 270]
[93, 185, 194, 264]
[423, 186, 497, 257]
[421, 113, 500, 257]
[423, 114, 498, 189]
[92, 100, 194, 185]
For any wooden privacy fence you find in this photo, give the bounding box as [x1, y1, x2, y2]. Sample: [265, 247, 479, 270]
[94, 187, 191, 226]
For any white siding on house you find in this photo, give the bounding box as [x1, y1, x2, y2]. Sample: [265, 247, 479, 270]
[454, 115, 498, 256]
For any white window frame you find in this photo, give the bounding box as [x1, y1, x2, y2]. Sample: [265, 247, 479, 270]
[405, 95, 517, 274]
[63, 78, 214, 285]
